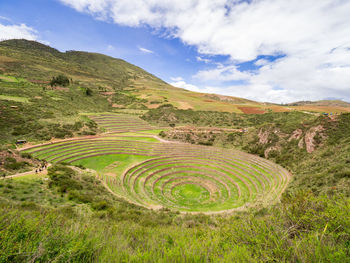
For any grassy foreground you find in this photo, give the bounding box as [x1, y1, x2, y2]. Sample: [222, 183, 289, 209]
[0, 165, 349, 262]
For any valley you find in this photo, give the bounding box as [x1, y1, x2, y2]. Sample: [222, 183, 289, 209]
[0, 40, 349, 262]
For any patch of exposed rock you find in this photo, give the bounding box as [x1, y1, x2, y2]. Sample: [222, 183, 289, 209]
[298, 139, 304, 149]
[258, 129, 270, 144]
[264, 146, 281, 158]
[160, 112, 177, 123]
[304, 125, 324, 153]
[288, 129, 303, 141]
[258, 125, 326, 155]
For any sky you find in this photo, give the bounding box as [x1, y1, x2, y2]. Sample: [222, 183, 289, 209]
[0, 0, 350, 103]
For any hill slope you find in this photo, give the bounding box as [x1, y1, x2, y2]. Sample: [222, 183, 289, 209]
[0, 39, 280, 112]
[287, 100, 350, 107]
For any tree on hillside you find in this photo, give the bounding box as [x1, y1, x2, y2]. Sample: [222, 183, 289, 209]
[85, 87, 93, 96]
[50, 74, 70, 87]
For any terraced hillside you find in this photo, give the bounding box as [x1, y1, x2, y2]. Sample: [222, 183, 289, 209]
[89, 114, 155, 133]
[22, 114, 291, 213]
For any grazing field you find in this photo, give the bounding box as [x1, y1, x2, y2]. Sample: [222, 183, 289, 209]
[23, 114, 291, 213]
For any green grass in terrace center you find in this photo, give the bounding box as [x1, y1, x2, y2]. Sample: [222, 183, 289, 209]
[71, 154, 153, 174]
[173, 184, 210, 204]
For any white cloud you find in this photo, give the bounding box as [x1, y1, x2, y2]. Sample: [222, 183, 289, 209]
[0, 16, 11, 22]
[196, 56, 211, 63]
[254, 59, 269, 66]
[138, 46, 154, 54]
[59, 0, 350, 102]
[0, 23, 38, 41]
[170, 76, 183, 82]
[170, 79, 200, 93]
[107, 44, 115, 51]
[194, 64, 252, 82]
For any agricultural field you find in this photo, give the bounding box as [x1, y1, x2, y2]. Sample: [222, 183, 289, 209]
[22, 114, 291, 213]
[88, 113, 155, 133]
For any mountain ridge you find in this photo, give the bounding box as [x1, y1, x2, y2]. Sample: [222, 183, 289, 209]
[286, 99, 350, 107]
[0, 39, 265, 112]
[1, 39, 349, 113]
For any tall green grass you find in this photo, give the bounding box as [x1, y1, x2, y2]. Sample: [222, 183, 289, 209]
[0, 187, 348, 262]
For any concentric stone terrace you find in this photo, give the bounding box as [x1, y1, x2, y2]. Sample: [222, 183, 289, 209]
[121, 146, 290, 212]
[89, 114, 154, 133]
[23, 135, 291, 213]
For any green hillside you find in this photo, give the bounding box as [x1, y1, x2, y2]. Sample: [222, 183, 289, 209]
[0, 39, 287, 113]
[0, 39, 349, 262]
[0, 39, 145, 87]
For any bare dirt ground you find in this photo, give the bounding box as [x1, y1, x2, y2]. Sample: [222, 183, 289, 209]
[238, 106, 265, 114]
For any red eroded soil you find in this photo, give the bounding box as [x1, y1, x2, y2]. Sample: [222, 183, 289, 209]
[238, 107, 265, 114]
[268, 106, 291, 112]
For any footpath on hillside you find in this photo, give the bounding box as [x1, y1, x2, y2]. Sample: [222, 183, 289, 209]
[1, 164, 51, 180]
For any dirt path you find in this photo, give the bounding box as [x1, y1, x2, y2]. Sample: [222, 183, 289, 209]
[152, 135, 178, 143]
[301, 111, 320, 116]
[1, 164, 51, 180]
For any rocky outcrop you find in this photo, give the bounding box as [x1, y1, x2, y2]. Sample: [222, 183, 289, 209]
[288, 129, 303, 141]
[258, 125, 326, 155]
[298, 139, 304, 149]
[264, 146, 281, 158]
[160, 112, 177, 123]
[304, 125, 324, 153]
[258, 130, 269, 144]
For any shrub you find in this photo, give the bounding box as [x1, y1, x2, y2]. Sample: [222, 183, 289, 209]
[48, 165, 82, 193]
[50, 74, 70, 87]
[92, 200, 110, 211]
[334, 171, 350, 179]
[4, 157, 28, 170]
[68, 190, 92, 203]
[4, 161, 28, 170]
[5, 157, 16, 163]
[20, 152, 32, 159]
[73, 164, 86, 170]
[198, 141, 213, 146]
[85, 87, 93, 96]
[150, 100, 162, 104]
